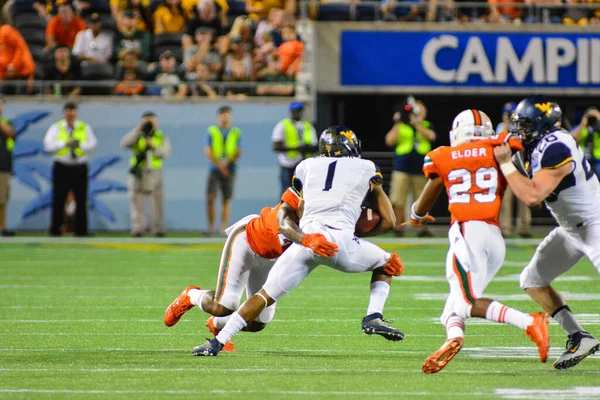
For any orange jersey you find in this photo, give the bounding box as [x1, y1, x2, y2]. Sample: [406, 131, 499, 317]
[245, 187, 301, 259]
[423, 133, 523, 226]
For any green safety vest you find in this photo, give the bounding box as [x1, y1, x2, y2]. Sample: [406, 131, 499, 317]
[208, 125, 241, 161]
[2, 117, 13, 152]
[130, 130, 165, 169]
[282, 118, 312, 159]
[395, 121, 432, 156]
[578, 127, 600, 160]
[56, 120, 88, 157]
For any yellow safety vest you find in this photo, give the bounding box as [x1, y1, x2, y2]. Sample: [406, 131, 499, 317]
[578, 127, 600, 160]
[395, 121, 432, 156]
[130, 130, 165, 169]
[56, 120, 88, 157]
[208, 125, 241, 161]
[2, 117, 13, 152]
[282, 118, 313, 159]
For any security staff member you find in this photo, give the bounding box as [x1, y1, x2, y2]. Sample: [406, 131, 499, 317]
[271, 101, 318, 195]
[0, 95, 16, 236]
[205, 105, 241, 235]
[43, 101, 97, 236]
[572, 107, 600, 178]
[385, 98, 436, 237]
[121, 111, 171, 237]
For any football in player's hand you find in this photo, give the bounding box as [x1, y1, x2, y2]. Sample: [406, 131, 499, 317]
[355, 208, 380, 236]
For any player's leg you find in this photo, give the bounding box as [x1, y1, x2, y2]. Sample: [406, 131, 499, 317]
[242, 258, 278, 332]
[193, 242, 319, 356]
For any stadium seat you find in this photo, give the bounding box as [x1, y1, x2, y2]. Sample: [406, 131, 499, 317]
[153, 33, 183, 46]
[356, 4, 377, 21]
[19, 28, 46, 46]
[27, 44, 45, 62]
[81, 63, 115, 80]
[12, 0, 36, 17]
[87, 0, 111, 14]
[228, 1, 247, 16]
[34, 62, 45, 80]
[100, 14, 117, 33]
[318, 3, 352, 21]
[149, 0, 162, 14]
[153, 45, 183, 62]
[13, 13, 47, 30]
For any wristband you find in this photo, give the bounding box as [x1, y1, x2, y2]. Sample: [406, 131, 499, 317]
[410, 203, 427, 221]
[500, 162, 517, 176]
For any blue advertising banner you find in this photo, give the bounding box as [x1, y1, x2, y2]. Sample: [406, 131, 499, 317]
[341, 31, 600, 88]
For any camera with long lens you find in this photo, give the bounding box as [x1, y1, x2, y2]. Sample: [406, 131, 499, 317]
[586, 109, 600, 132]
[129, 121, 155, 178]
[399, 96, 421, 125]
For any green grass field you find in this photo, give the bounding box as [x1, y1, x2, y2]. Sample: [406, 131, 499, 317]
[1, 239, 599, 399]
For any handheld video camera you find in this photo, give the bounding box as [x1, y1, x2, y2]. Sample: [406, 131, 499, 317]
[586, 108, 600, 133]
[399, 96, 421, 125]
[129, 121, 155, 178]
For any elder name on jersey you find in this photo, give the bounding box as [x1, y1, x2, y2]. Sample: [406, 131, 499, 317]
[451, 148, 488, 159]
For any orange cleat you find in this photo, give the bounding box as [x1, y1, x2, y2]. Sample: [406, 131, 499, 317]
[206, 316, 236, 352]
[164, 286, 200, 327]
[525, 312, 549, 363]
[422, 337, 464, 374]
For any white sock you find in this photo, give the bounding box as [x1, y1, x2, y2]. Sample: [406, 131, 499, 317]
[188, 289, 210, 311]
[213, 315, 231, 329]
[445, 315, 465, 339]
[486, 300, 533, 331]
[215, 312, 247, 345]
[366, 281, 390, 316]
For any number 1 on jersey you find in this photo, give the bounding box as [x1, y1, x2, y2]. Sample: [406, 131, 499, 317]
[323, 161, 337, 191]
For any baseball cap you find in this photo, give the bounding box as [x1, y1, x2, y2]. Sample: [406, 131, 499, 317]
[289, 101, 304, 111]
[63, 101, 78, 110]
[217, 105, 232, 114]
[503, 102, 517, 114]
[141, 111, 156, 118]
[159, 50, 174, 60]
[89, 13, 101, 23]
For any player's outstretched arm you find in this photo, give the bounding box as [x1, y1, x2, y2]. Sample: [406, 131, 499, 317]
[360, 184, 396, 237]
[277, 202, 338, 257]
[401, 177, 442, 228]
[494, 143, 572, 207]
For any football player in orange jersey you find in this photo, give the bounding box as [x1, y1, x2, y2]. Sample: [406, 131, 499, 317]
[404, 109, 550, 374]
[163, 185, 338, 351]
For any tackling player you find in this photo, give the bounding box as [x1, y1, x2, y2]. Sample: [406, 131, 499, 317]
[494, 95, 600, 369]
[406, 109, 549, 374]
[163, 185, 337, 351]
[192, 125, 405, 356]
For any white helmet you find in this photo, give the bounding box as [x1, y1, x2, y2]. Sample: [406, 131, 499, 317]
[449, 109, 495, 147]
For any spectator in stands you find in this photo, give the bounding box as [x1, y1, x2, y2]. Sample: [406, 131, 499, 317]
[204, 105, 242, 235]
[271, 101, 317, 195]
[153, 0, 189, 34]
[45, 2, 86, 51]
[44, 45, 81, 97]
[224, 36, 253, 82]
[112, 0, 152, 31]
[488, 0, 523, 22]
[33, 0, 57, 21]
[72, 13, 113, 65]
[277, 26, 303, 78]
[114, 50, 146, 80]
[381, 0, 422, 21]
[563, 0, 591, 24]
[0, 96, 15, 236]
[114, 69, 145, 95]
[189, 64, 217, 97]
[256, 55, 293, 96]
[0, 25, 36, 83]
[147, 50, 188, 98]
[182, 0, 228, 26]
[572, 107, 600, 177]
[385, 98, 436, 237]
[184, 27, 222, 81]
[255, 8, 284, 47]
[253, 31, 276, 72]
[246, 0, 296, 21]
[114, 9, 151, 61]
[184, 0, 224, 44]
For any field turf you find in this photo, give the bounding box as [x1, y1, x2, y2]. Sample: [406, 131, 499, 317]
[1, 239, 599, 399]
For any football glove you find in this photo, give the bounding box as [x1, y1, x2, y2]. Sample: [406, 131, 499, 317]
[383, 252, 403, 276]
[401, 203, 436, 228]
[301, 233, 339, 258]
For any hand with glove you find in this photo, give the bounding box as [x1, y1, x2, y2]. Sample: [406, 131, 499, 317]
[301, 233, 339, 258]
[383, 252, 404, 276]
[401, 202, 436, 228]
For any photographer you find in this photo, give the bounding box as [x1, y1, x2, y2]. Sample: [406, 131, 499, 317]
[385, 97, 436, 237]
[121, 111, 171, 237]
[0, 96, 15, 236]
[571, 107, 600, 178]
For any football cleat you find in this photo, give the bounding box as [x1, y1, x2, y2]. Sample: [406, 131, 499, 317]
[554, 331, 600, 370]
[164, 286, 200, 327]
[361, 313, 404, 341]
[422, 337, 464, 374]
[206, 316, 236, 352]
[192, 338, 223, 357]
[525, 312, 550, 363]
